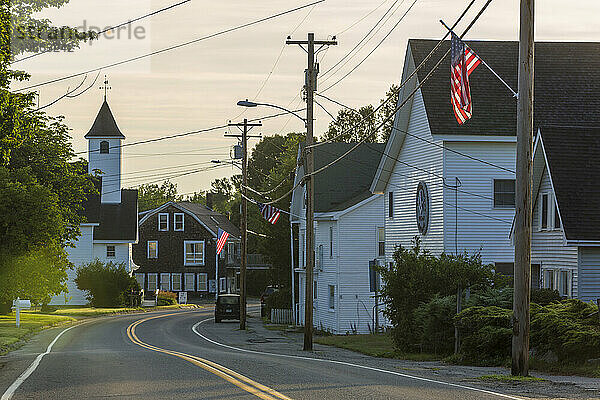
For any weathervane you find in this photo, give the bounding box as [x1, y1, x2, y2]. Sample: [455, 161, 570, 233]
[99, 75, 111, 100]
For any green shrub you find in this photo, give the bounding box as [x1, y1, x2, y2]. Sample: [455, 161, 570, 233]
[75, 260, 140, 307]
[156, 290, 177, 306]
[530, 299, 600, 362]
[265, 286, 291, 316]
[531, 288, 561, 305]
[466, 287, 513, 309]
[455, 306, 512, 364]
[413, 295, 456, 354]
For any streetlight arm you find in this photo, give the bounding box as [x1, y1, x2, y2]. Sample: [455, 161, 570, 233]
[237, 99, 306, 124]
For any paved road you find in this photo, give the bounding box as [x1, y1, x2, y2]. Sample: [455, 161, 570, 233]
[0, 306, 526, 399]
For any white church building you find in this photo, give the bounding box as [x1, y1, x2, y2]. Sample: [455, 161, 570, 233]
[50, 99, 139, 305]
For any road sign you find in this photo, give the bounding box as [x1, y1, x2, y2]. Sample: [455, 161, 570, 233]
[178, 291, 188, 304]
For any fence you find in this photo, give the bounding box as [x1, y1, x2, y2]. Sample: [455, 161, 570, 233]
[270, 308, 294, 325]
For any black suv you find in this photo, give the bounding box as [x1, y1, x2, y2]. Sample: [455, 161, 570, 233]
[215, 294, 240, 323]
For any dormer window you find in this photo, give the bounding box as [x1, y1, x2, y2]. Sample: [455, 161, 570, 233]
[99, 140, 109, 154]
[174, 213, 184, 231]
[158, 213, 169, 231]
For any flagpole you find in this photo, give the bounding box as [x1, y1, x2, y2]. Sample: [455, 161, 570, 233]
[215, 242, 219, 300]
[440, 20, 518, 98]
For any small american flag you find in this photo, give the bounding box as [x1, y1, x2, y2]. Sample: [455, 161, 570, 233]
[216, 228, 229, 255]
[450, 33, 481, 125]
[258, 203, 281, 225]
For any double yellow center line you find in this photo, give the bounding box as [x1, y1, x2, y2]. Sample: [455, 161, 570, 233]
[126, 313, 292, 400]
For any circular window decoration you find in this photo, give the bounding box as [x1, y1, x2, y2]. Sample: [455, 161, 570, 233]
[415, 181, 430, 235]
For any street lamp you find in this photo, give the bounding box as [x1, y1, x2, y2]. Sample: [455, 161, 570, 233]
[237, 99, 306, 126]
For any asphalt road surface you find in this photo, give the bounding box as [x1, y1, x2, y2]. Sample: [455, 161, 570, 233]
[0, 306, 527, 400]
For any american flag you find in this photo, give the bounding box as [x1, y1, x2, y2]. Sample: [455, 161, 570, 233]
[450, 33, 481, 125]
[216, 228, 229, 255]
[258, 202, 281, 225]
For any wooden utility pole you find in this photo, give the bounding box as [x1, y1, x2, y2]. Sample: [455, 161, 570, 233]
[286, 33, 336, 351]
[226, 119, 261, 330]
[512, 0, 534, 376]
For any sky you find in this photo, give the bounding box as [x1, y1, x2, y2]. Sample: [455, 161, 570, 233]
[13, 0, 600, 195]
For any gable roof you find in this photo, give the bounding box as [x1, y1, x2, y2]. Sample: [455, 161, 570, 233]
[310, 143, 385, 213]
[85, 100, 125, 139]
[537, 126, 600, 242]
[81, 179, 138, 241]
[410, 40, 600, 137]
[139, 201, 241, 239]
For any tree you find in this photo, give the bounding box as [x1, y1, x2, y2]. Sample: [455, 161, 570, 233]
[75, 260, 140, 307]
[137, 180, 180, 212]
[320, 84, 399, 143]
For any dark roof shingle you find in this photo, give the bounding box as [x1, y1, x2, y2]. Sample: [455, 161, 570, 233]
[84, 100, 125, 139]
[409, 40, 600, 136]
[175, 202, 241, 239]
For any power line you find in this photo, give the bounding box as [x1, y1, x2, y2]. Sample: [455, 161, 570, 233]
[35, 72, 101, 111]
[335, 0, 391, 36]
[320, 0, 419, 93]
[15, 0, 325, 92]
[13, 0, 193, 64]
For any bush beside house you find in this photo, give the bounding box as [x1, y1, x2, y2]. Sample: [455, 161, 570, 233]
[75, 260, 140, 307]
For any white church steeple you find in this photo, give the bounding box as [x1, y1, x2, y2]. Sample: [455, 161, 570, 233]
[86, 78, 125, 204]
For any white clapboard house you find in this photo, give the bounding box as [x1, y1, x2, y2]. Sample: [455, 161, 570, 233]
[371, 40, 600, 296]
[290, 143, 385, 334]
[525, 126, 600, 301]
[50, 99, 139, 305]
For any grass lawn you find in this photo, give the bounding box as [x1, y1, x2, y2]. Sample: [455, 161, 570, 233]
[25, 304, 195, 318]
[314, 333, 440, 361]
[476, 374, 546, 383]
[0, 313, 75, 354]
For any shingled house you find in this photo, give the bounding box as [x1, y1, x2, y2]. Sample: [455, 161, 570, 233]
[50, 99, 139, 305]
[291, 143, 386, 334]
[528, 126, 600, 301]
[371, 40, 600, 298]
[133, 202, 241, 298]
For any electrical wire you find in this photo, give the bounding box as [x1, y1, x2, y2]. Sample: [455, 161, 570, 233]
[13, 0, 193, 64]
[35, 72, 101, 111]
[14, 0, 326, 92]
[335, 0, 391, 36]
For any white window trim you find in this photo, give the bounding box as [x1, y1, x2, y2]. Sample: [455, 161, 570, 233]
[539, 192, 550, 231]
[147, 273, 158, 292]
[552, 193, 561, 230]
[388, 191, 394, 218]
[328, 285, 335, 311]
[219, 277, 227, 293]
[184, 273, 195, 291]
[147, 240, 158, 259]
[174, 213, 185, 231]
[197, 273, 208, 291]
[329, 226, 333, 259]
[171, 273, 182, 291]
[160, 273, 171, 291]
[184, 240, 205, 266]
[106, 245, 116, 258]
[377, 227, 385, 258]
[158, 213, 169, 231]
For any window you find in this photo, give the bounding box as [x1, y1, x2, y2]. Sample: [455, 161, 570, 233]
[171, 274, 182, 291]
[99, 140, 109, 154]
[553, 197, 561, 229]
[300, 232, 305, 268]
[147, 273, 157, 292]
[184, 241, 205, 265]
[313, 280, 317, 300]
[174, 213, 184, 231]
[388, 192, 394, 218]
[134, 273, 144, 290]
[184, 273, 195, 291]
[493, 179, 515, 208]
[197, 273, 208, 291]
[541, 193, 549, 229]
[559, 270, 571, 297]
[106, 245, 116, 258]
[147, 241, 158, 258]
[219, 277, 226, 293]
[317, 245, 323, 270]
[544, 269, 556, 290]
[329, 226, 334, 259]
[158, 213, 169, 231]
[378, 227, 385, 257]
[328, 285, 335, 310]
[160, 273, 170, 291]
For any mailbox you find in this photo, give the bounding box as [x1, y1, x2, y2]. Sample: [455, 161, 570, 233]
[12, 299, 31, 309]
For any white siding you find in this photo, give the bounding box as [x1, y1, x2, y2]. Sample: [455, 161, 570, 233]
[578, 247, 600, 302]
[531, 167, 578, 297]
[443, 141, 515, 264]
[92, 243, 131, 267]
[385, 89, 444, 262]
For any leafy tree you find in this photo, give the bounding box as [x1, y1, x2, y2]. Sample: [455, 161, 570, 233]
[320, 84, 399, 143]
[75, 260, 140, 307]
[137, 180, 180, 212]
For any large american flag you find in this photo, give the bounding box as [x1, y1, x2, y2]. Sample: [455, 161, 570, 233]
[216, 228, 229, 255]
[258, 203, 281, 225]
[450, 33, 481, 125]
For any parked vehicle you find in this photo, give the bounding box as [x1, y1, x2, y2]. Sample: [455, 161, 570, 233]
[215, 294, 240, 323]
[260, 286, 279, 317]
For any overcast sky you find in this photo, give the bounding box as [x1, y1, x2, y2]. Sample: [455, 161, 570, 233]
[14, 0, 600, 194]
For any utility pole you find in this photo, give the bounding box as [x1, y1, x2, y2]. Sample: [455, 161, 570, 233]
[513, 0, 534, 376]
[286, 33, 337, 351]
[226, 119, 261, 330]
